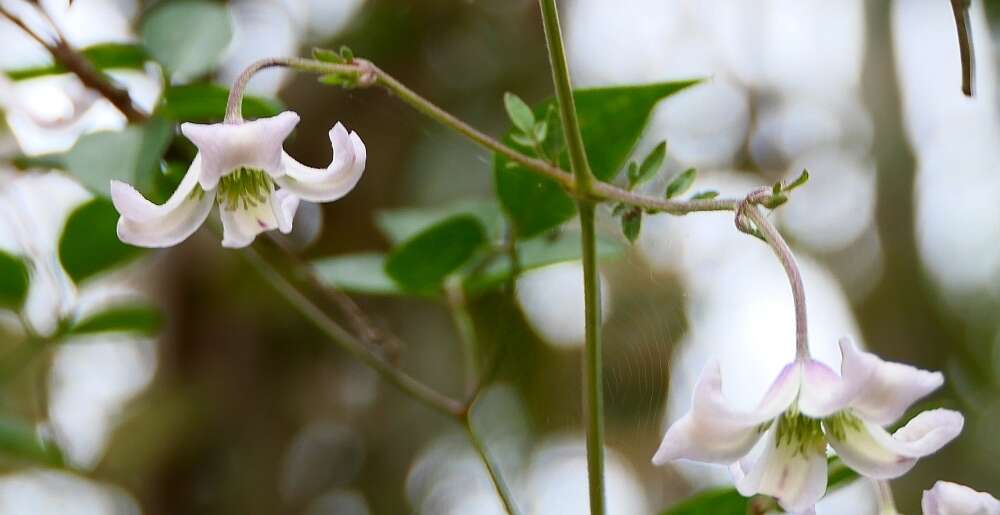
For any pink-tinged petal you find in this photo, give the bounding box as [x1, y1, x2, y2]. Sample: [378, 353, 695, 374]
[731, 428, 828, 514]
[273, 123, 366, 203]
[112, 158, 214, 248]
[653, 361, 798, 465]
[840, 339, 944, 425]
[798, 354, 870, 419]
[272, 189, 300, 234]
[827, 409, 963, 479]
[181, 111, 300, 190]
[922, 481, 1000, 515]
[219, 192, 281, 249]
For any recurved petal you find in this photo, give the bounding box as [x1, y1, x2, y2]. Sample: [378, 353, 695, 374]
[272, 189, 300, 234]
[181, 111, 300, 190]
[922, 481, 1000, 515]
[839, 339, 944, 426]
[112, 158, 214, 248]
[731, 428, 828, 514]
[826, 409, 964, 480]
[273, 123, 365, 203]
[653, 361, 798, 465]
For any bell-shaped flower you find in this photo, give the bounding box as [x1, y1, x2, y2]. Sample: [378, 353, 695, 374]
[652, 338, 964, 513]
[922, 481, 1000, 515]
[111, 111, 365, 248]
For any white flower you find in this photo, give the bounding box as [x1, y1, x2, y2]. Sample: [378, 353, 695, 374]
[652, 338, 964, 513]
[922, 481, 1000, 515]
[111, 111, 366, 248]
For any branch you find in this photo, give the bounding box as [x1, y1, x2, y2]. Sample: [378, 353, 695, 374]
[950, 0, 975, 97]
[0, 5, 147, 123]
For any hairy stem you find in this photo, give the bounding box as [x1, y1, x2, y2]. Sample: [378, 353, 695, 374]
[537, 0, 606, 512]
[741, 200, 810, 360]
[241, 245, 464, 418]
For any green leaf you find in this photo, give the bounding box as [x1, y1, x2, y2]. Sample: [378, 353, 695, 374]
[313, 253, 407, 296]
[375, 199, 505, 245]
[533, 120, 549, 142]
[0, 414, 63, 466]
[763, 193, 789, 209]
[339, 45, 355, 62]
[160, 84, 284, 123]
[59, 198, 143, 284]
[785, 169, 810, 191]
[384, 215, 487, 293]
[141, 0, 233, 81]
[69, 304, 162, 337]
[621, 207, 642, 242]
[666, 168, 696, 199]
[0, 251, 29, 311]
[690, 190, 719, 200]
[5, 43, 148, 81]
[313, 47, 345, 64]
[495, 80, 699, 237]
[504, 92, 536, 134]
[11, 153, 67, 171]
[463, 232, 624, 295]
[630, 141, 667, 188]
[65, 117, 173, 199]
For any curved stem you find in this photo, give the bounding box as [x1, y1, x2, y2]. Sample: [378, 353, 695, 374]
[446, 278, 480, 395]
[742, 202, 810, 360]
[536, 0, 606, 512]
[240, 245, 464, 418]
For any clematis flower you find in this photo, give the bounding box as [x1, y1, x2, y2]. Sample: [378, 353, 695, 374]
[923, 481, 1000, 515]
[652, 338, 964, 513]
[111, 111, 365, 248]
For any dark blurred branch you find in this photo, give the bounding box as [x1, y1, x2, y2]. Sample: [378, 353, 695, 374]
[951, 0, 975, 96]
[0, 5, 147, 123]
[240, 245, 465, 418]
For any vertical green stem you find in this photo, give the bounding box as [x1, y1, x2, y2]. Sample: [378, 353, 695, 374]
[464, 411, 522, 515]
[446, 278, 480, 395]
[537, 1, 605, 513]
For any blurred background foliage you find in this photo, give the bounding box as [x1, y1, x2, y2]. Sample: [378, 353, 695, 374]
[0, 1, 999, 514]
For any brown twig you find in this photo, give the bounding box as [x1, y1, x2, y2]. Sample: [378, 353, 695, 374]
[951, 0, 975, 97]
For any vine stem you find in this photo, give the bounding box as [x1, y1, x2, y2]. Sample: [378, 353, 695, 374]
[536, 0, 606, 512]
[950, 0, 975, 97]
[739, 193, 810, 360]
[463, 406, 523, 515]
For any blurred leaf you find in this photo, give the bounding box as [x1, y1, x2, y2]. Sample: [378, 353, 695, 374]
[141, 0, 233, 81]
[0, 251, 29, 311]
[160, 84, 284, 123]
[666, 168, 696, 199]
[785, 169, 810, 192]
[384, 215, 487, 293]
[690, 190, 719, 200]
[313, 47, 345, 64]
[504, 92, 536, 134]
[11, 153, 67, 171]
[464, 232, 624, 295]
[69, 304, 162, 337]
[629, 141, 667, 188]
[375, 199, 505, 245]
[621, 207, 642, 242]
[495, 80, 699, 237]
[5, 43, 147, 81]
[65, 117, 172, 199]
[59, 198, 142, 284]
[763, 194, 789, 210]
[0, 414, 63, 466]
[313, 253, 408, 296]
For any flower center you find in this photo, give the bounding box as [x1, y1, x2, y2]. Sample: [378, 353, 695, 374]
[821, 411, 864, 441]
[217, 167, 273, 211]
[774, 410, 826, 456]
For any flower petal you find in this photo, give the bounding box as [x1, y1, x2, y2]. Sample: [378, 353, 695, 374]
[826, 409, 963, 479]
[111, 158, 214, 248]
[653, 361, 798, 465]
[922, 481, 1000, 515]
[181, 111, 300, 190]
[797, 350, 871, 419]
[272, 189, 300, 234]
[219, 191, 283, 249]
[273, 123, 365, 203]
[731, 427, 828, 514]
[840, 339, 944, 425]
